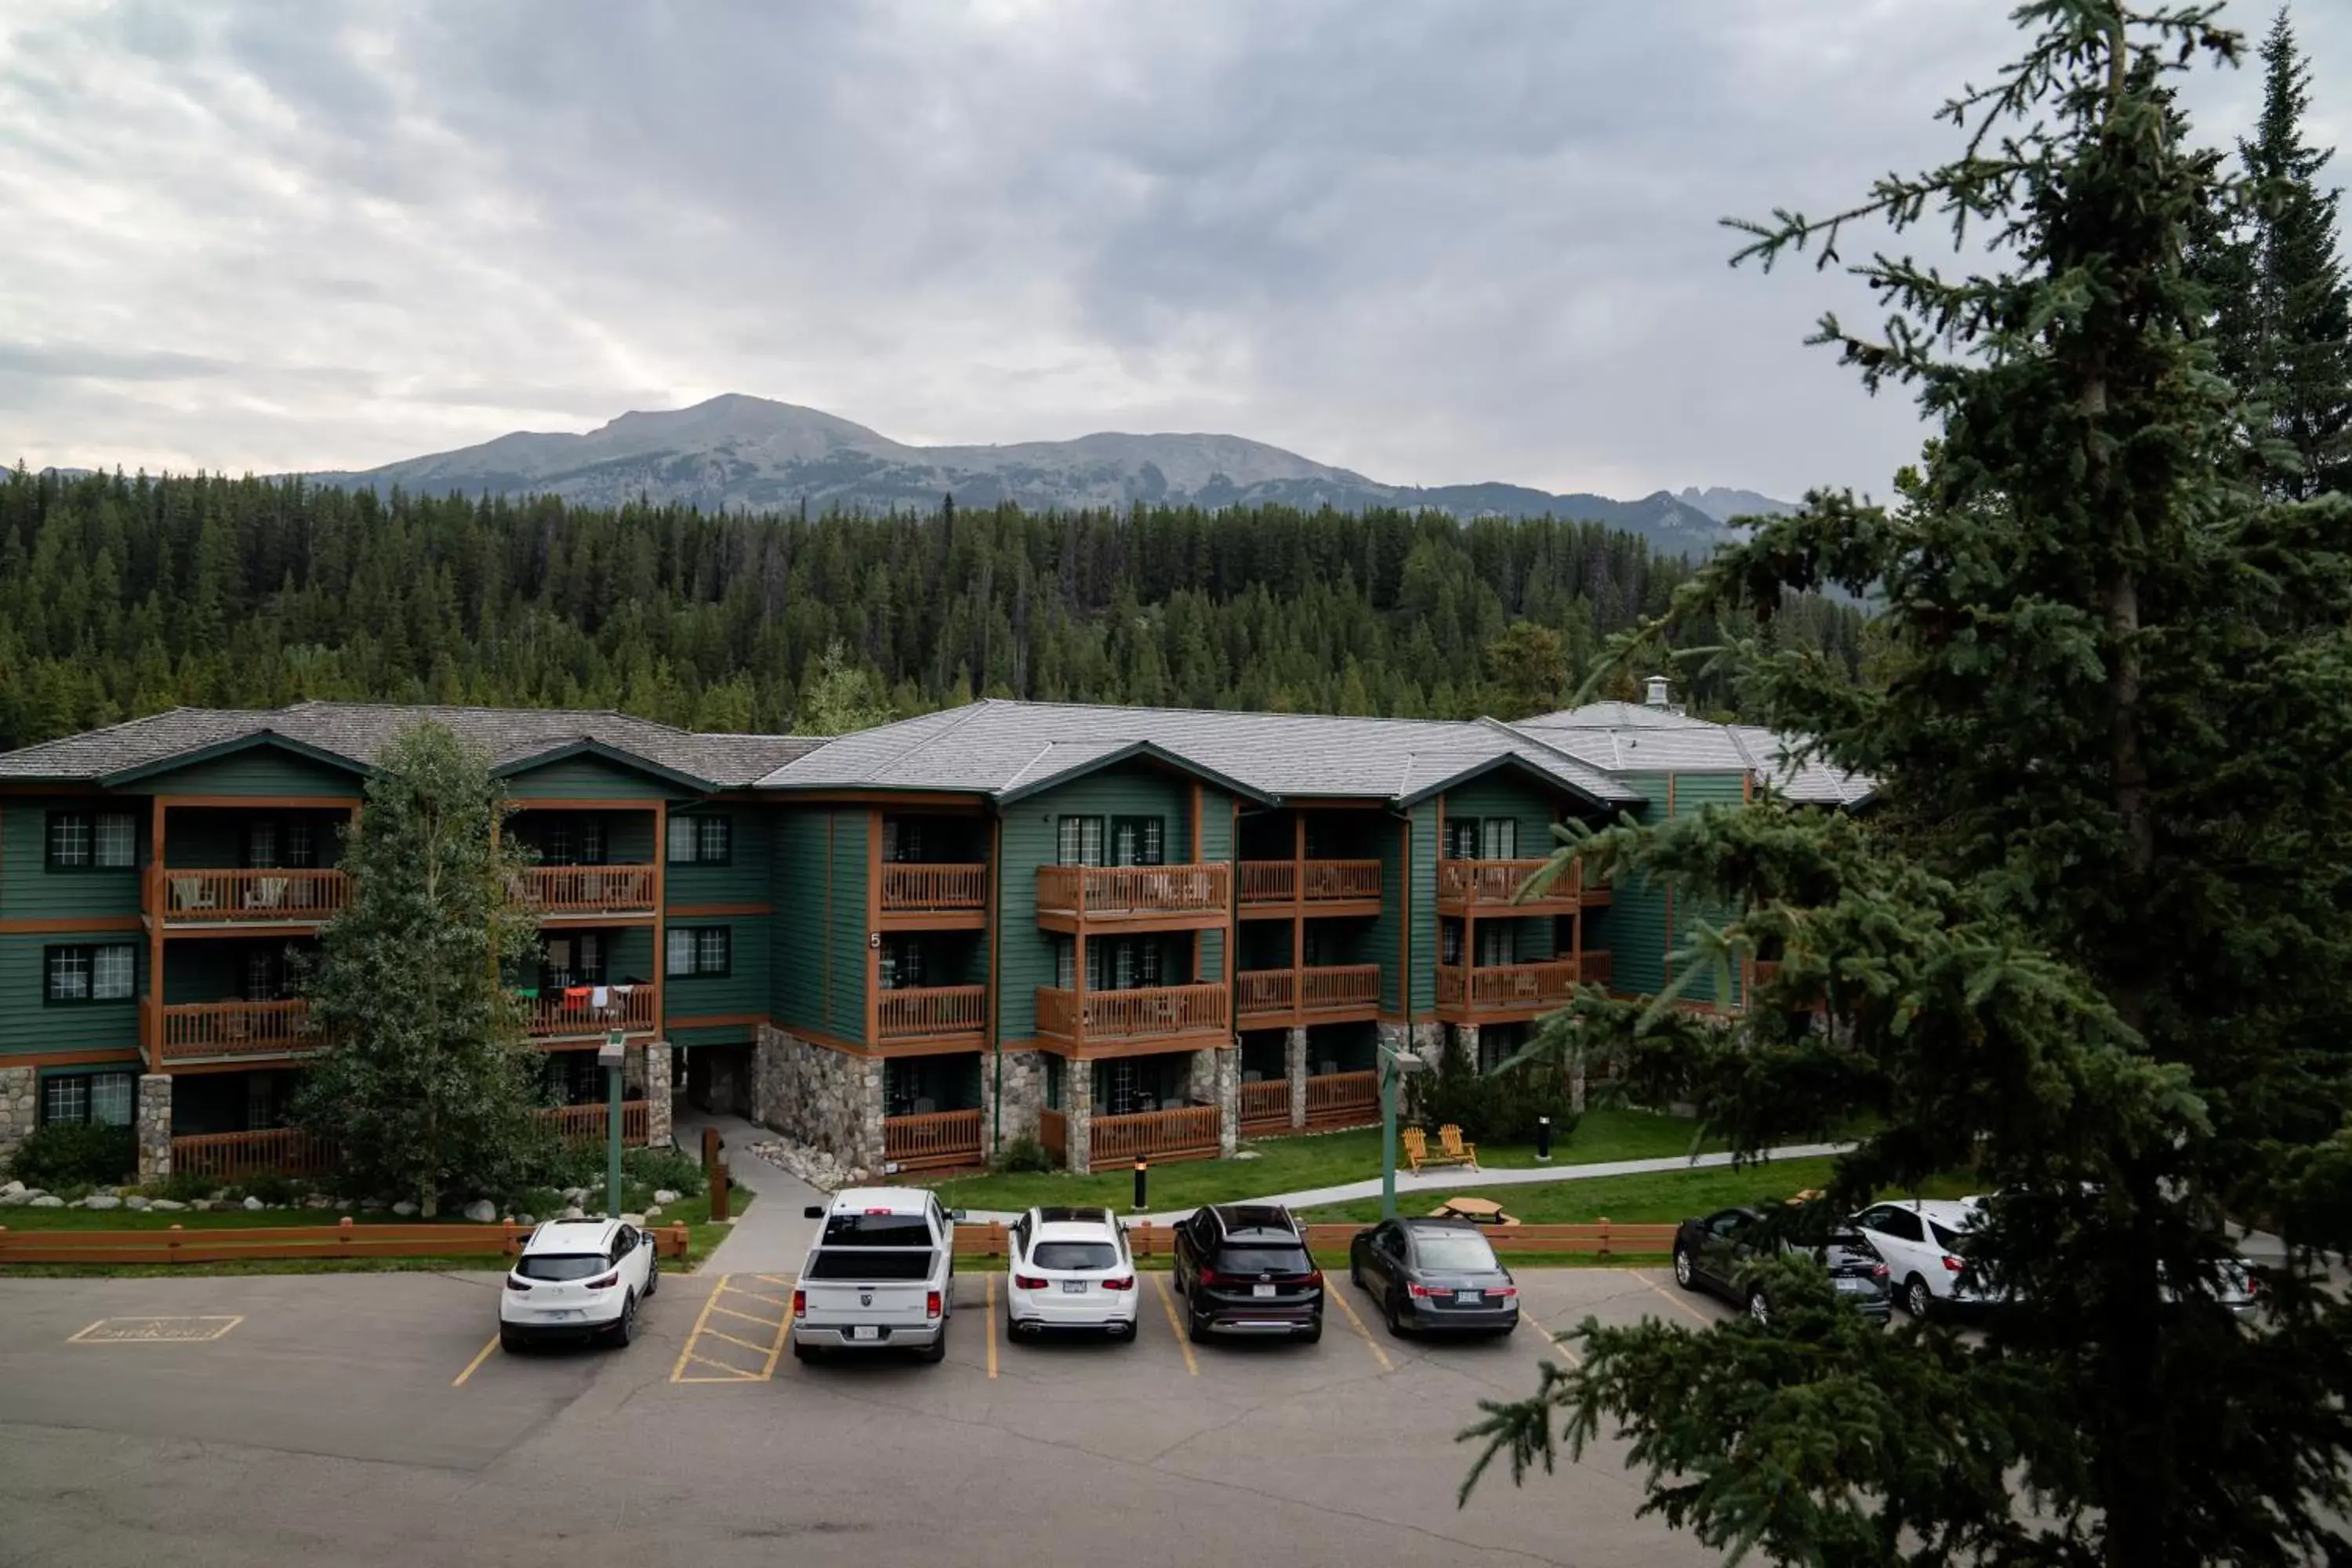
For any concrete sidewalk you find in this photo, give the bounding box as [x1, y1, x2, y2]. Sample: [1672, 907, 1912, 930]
[674, 1109, 826, 1274]
[960, 1141, 1855, 1225]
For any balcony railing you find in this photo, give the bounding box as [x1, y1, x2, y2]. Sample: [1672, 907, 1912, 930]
[1035, 982, 1229, 1046]
[519, 865, 656, 914]
[1236, 859, 1382, 906]
[538, 1101, 650, 1146]
[1436, 955, 1610, 1012]
[524, 985, 656, 1038]
[171, 1127, 339, 1181]
[1035, 863, 1229, 921]
[161, 1000, 314, 1060]
[1303, 1069, 1380, 1128]
[1235, 964, 1382, 1022]
[1087, 1105, 1220, 1171]
[162, 869, 348, 923]
[880, 863, 989, 914]
[1239, 1076, 1291, 1133]
[1435, 858, 1599, 911]
[876, 984, 988, 1043]
[884, 1109, 985, 1171]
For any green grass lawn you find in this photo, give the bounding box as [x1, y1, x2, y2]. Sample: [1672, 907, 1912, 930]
[1295, 1156, 1979, 1228]
[920, 1108, 1735, 1214]
[0, 1188, 747, 1276]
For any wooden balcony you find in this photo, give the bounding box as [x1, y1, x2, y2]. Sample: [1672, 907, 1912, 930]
[1034, 982, 1229, 1054]
[1436, 953, 1611, 1019]
[171, 1127, 339, 1181]
[1086, 1104, 1220, 1172]
[875, 984, 987, 1047]
[524, 985, 656, 1040]
[518, 865, 656, 916]
[1235, 964, 1382, 1024]
[162, 869, 348, 925]
[884, 1108, 984, 1171]
[880, 863, 989, 927]
[1435, 858, 1606, 914]
[1236, 858, 1382, 916]
[161, 1000, 314, 1062]
[1034, 863, 1229, 931]
[1239, 1076, 1291, 1134]
[537, 1101, 651, 1146]
[1304, 1069, 1380, 1129]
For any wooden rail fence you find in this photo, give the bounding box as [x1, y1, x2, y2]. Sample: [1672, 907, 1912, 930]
[1035, 982, 1229, 1044]
[1035, 863, 1229, 920]
[876, 985, 987, 1042]
[518, 865, 657, 913]
[163, 869, 349, 922]
[1435, 858, 1599, 910]
[1238, 1076, 1291, 1133]
[171, 1128, 339, 1180]
[0, 1217, 692, 1266]
[884, 1109, 985, 1171]
[950, 1219, 1678, 1260]
[1302, 1069, 1380, 1128]
[880, 863, 989, 912]
[1087, 1104, 1221, 1171]
[160, 1000, 314, 1059]
[1236, 859, 1381, 906]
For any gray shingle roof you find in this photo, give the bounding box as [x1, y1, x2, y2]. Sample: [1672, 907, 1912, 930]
[1514, 703, 1875, 806]
[756, 699, 1642, 807]
[0, 702, 828, 789]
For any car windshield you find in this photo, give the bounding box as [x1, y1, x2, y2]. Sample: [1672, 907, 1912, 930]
[1032, 1240, 1118, 1270]
[820, 1213, 931, 1247]
[1412, 1233, 1499, 1271]
[516, 1254, 607, 1282]
[1213, 1244, 1314, 1276]
[1928, 1219, 1976, 1252]
[804, 1250, 934, 1281]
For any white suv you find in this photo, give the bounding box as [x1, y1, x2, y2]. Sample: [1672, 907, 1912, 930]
[501, 1218, 659, 1350]
[1849, 1198, 1990, 1318]
[1005, 1206, 1139, 1341]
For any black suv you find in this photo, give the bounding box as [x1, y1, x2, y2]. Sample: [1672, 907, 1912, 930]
[1172, 1203, 1323, 1343]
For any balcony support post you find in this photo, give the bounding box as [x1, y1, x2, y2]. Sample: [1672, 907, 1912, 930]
[1065, 1054, 1094, 1174]
[136, 1073, 173, 1181]
[1285, 1025, 1309, 1130]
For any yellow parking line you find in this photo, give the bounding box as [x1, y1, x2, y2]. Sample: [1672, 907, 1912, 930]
[1152, 1272, 1197, 1376]
[1635, 1269, 1714, 1327]
[755, 1274, 793, 1287]
[730, 1287, 791, 1310]
[452, 1333, 500, 1387]
[759, 1315, 789, 1381]
[699, 1327, 775, 1356]
[670, 1273, 731, 1384]
[1546, 1331, 1582, 1368]
[986, 1275, 1000, 1378]
[709, 1304, 783, 1331]
[1324, 1280, 1393, 1372]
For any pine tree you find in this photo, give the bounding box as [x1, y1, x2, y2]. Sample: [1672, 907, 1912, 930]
[293, 724, 543, 1216]
[1465, 5, 2352, 1565]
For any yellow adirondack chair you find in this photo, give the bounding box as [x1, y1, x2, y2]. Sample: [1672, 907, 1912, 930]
[1438, 1123, 1479, 1171]
[1401, 1126, 1432, 1174]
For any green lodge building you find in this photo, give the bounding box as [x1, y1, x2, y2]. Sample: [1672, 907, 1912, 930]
[0, 689, 1868, 1181]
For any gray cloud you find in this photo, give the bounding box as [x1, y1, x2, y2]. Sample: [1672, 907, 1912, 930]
[1, 0, 2346, 498]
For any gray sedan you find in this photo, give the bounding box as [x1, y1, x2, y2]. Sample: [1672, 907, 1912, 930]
[1348, 1218, 1520, 1337]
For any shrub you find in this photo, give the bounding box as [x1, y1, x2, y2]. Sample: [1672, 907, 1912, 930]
[624, 1145, 706, 1198]
[1408, 1040, 1581, 1148]
[153, 1171, 214, 1203]
[992, 1134, 1056, 1174]
[245, 1173, 300, 1207]
[9, 1123, 136, 1189]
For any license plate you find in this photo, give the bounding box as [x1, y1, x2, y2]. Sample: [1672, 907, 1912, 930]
[851, 1325, 880, 1341]
[1252, 1283, 1277, 1298]
[1061, 1279, 1087, 1294]
[1454, 1290, 1482, 1302]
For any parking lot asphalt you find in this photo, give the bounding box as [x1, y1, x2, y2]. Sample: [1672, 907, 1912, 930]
[0, 1267, 1734, 1568]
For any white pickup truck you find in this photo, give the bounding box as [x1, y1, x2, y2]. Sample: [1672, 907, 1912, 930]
[791, 1187, 959, 1363]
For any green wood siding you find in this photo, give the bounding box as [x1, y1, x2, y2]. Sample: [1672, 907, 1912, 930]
[827, 812, 869, 1040]
[672, 1022, 756, 1049]
[993, 762, 1203, 1042]
[125, 748, 361, 797]
[1441, 772, 1570, 862]
[0, 934, 144, 1056]
[663, 917, 766, 1023]
[1588, 772, 1670, 996]
[1370, 814, 1406, 1012]
[503, 755, 675, 801]
[1195, 788, 1234, 982]
[770, 810, 828, 1033]
[1, 798, 145, 922]
[1662, 772, 1748, 1006]
[666, 807, 767, 907]
[1407, 800, 1439, 1014]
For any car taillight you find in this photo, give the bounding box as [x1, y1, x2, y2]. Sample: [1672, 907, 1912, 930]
[791, 1289, 806, 1319]
[926, 1290, 942, 1319]
[1941, 1255, 1965, 1273]
[1197, 1267, 1219, 1287]
[1102, 1276, 1134, 1291]
[586, 1272, 619, 1290]
[1872, 1264, 1889, 1279]
[1491, 1285, 1519, 1299]
[1014, 1274, 1048, 1290]
[1407, 1281, 1434, 1298]
[1305, 1269, 1323, 1288]
[505, 1276, 532, 1292]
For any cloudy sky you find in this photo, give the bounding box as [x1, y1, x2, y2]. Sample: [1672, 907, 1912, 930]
[4, 1, 2348, 500]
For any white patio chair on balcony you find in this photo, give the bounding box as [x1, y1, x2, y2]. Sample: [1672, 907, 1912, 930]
[246, 877, 290, 912]
[169, 876, 213, 914]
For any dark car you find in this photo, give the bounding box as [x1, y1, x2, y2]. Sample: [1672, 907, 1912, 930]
[1672, 1206, 1893, 1325]
[1348, 1218, 1519, 1338]
[1172, 1203, 1323, 1343]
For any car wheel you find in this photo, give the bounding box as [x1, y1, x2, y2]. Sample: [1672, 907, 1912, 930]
[499, 1327, 524, 1353]
[1187, 1305, 1211, 1344]
[1349, 1255, 1363, 1289]
[791, 1338, 816, 1363]
[605, 1290, 637, 1348]
[1383, 1293, 1408, 1338]
[644, 1256, 659, 1298]
[1301, 1318, 1323, 1345]
[1672, 1248, 1696, 1290]
[920, 1323, 948, 1364]
[1748, 1287, 1770, 1328]
[1905, 1276, 1934, 1319]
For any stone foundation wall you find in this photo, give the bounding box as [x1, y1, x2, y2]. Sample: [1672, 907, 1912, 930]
[0, 1067, 34, 1173]
[978, 1049, 1045, 1158]
[644, 1043, 673, 1149]
[753, 1024, 885, 1173]
[1208, 1049, 1239, 1157]
[136, 1073, 173, 1181]
[1065, 1058, 1094, 1173]
[1283, 1027, 1309, 1130]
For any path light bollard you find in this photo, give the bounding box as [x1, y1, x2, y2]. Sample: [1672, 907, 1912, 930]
[1134, 1158, 1148, 1214]
[710, 1160, 731, 1223]
[1536, 1115, 1552, 1163]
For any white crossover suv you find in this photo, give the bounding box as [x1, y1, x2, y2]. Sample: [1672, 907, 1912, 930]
[1005, 1205, 1139, 1341]
[500, 1218, 659, 1350]
[1849, 1198, 1991, 1319]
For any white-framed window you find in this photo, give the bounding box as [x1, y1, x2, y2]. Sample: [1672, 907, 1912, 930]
[42, 1069, 134, 1127]
[247, 821, 278, 869]
[1110, 816, 1163, 867]
[1440, 920, 1464, 967]
[668, 815, 731, 865]
[667, 926, 730, 978]
[1478, 924, 1517, 967]
[46, 811, 137, 869]
[882, 818, 923, 863]
[1482, 818, 1518, 859]
[1056, 816, 1104, 866]
[45, 943, 135, 1003]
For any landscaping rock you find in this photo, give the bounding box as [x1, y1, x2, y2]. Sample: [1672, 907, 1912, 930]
[27, 1194, 63, 1207]
[242, 1196, 264, 1210]
[652, 1189, 680, 1205]
[83, 1195, 122, 1210]
[0, 1192, 30, 1208]
[149, 1199, 187, 1212]
[621, 1211, 646, 1225]
[462, 1199, 497, 1224]
[644, 1205, 662, 1219]
[124, 1194, 151, 1210]
[209, 1190, 231, 1203]
[515, 1213, 535, 1226]
[560, 1205, 585, 1220]
[0, 1180, 22, 1198]
[304, 1194, 334, 1209]
[390, 1200, 419, 1217]
[190, 1199, 213, 1211]
[561, 1186, 588, 1204]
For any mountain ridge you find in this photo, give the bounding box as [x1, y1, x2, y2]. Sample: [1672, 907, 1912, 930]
[294, 393, 1791, 557]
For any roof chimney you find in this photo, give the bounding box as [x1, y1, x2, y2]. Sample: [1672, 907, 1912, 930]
[1643, 675, 1671, 710]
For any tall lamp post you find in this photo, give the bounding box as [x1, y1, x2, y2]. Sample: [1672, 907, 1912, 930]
[599, 1030, 626, 1220]
[1378, 1040, 1429, 1221]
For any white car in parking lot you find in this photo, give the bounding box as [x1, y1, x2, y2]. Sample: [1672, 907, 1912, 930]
[501, 1218, 659, 1350]
[1004, 1206, 1139, 1341]
[1849, 1198, 1992, 1318]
